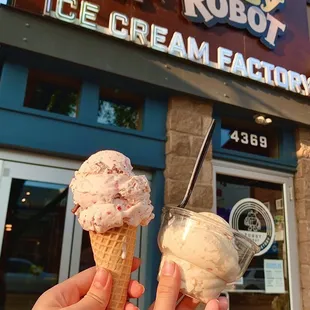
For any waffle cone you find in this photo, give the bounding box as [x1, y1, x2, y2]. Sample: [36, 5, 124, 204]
[89, 224, 137, 310]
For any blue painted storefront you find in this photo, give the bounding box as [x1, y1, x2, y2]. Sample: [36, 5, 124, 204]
[0, 59, 298, 308]
[0, 61, 168, 307]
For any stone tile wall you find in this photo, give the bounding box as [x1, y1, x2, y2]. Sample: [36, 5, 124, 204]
[295, 128, 310, 310]
[164, 96, 213, 212]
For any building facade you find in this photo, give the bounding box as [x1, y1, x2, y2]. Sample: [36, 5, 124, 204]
[0, 0, 309, 309]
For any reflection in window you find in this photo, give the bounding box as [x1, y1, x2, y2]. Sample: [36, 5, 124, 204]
[7, 259, 32, 274]
[97, 88, 143, 130]
[24, 70, 80, 118]
[216, 174, 290, 310]
[0, 179, 68, 309]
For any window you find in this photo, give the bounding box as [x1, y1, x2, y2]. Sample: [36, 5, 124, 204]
[97, 87, 143, 130]
[216, 172, 290, 309]
[24, 70, 81, 118]
[255, 269, 265, 279]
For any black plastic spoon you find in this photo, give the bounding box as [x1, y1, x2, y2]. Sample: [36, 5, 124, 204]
[178, 119, 216, 209]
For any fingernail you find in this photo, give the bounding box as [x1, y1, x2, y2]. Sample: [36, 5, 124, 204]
[93, 268, 109, 288]
[140, 285, 145, 294]
[162, 261, 175, 276]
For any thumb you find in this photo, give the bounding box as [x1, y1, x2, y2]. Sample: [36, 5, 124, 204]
[151, 261, 181, 310]
[67, 268, 112, 310]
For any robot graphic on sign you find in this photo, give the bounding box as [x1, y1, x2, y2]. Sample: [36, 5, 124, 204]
[230, 198, 275, 256]
[244, 210, 261, 232]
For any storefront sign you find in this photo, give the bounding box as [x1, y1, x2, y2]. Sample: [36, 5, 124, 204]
[229, 130, 268, 148]
[182, 0, 286, 50]
[43, 1, 310, 99]
[220, 122, 279, 158]
[229, 198, 275, 256]
[264, 259, 285, 293]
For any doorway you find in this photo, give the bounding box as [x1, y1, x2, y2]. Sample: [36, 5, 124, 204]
[212, 160, 301, 310]
[0, 151, 151, 310]
[0, 159, 75, 310]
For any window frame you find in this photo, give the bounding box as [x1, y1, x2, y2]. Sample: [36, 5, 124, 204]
[97, 87, 144, 131]
[212, 159, 301, 310]
[23, 69, 82, 119]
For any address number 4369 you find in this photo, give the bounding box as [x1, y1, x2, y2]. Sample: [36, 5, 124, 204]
[230, 130, 268, 148]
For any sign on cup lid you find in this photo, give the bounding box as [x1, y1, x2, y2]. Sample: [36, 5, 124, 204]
[229, 198, 275, 256]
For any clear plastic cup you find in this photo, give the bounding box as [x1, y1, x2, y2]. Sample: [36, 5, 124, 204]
[157, 206, 259, 304]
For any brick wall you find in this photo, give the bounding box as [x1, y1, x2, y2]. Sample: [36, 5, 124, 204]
[295, 128, 310, 310]
[164, 96, 213, 212]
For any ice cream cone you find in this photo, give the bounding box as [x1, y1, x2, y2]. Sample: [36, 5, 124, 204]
[89, 224, 137, 310]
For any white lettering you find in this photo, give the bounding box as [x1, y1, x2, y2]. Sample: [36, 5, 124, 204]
[187, 37, 210, 65]
[183, 0, 214, 24]
[288, 71, 302, 93]
[56, 0, 77, 22]
[168, 32, 187, 58]
[79, 1, 99, 30]
[263, 14, 286, 48]
[217, 47, 233, 72]
[207, 0, 228, 19]
[150, 25, 168, 53]
[130, 18, 149, 46]
[109, 12, 128, 39]
[247, 6, 267, 34]
[231, 53, 248, 77]
[274, 66, 288, 90]
[181, 0, 287, 50]
[301, 75, 310, 96]
[247, 57, 263, 82]
[261, 61, 275, 86]
[49, 9, 310, 99]
[229, 0, 247, 25]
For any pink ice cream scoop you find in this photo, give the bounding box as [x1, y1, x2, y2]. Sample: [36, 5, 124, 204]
[70, 150, 154, 233]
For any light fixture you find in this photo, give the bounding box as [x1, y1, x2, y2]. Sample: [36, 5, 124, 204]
[21, 198, 26, 203]
[265, 118, 273, 124]
[254, 114, 273, 126]
[5, 224, 12, 232]
[26, 192, 31, 196]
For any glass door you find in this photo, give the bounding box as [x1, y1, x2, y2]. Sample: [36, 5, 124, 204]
[0, 160, 75, 310]
[213, 160, 301, 310]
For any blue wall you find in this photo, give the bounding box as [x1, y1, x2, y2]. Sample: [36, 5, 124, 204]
[0, 61, 168, 307]
[0, 63, 167, 169]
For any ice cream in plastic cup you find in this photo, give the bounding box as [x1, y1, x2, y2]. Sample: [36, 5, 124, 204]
[157, 206, 260, 304]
